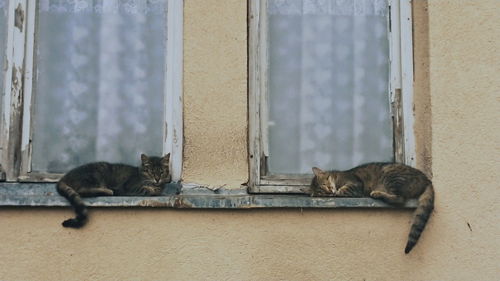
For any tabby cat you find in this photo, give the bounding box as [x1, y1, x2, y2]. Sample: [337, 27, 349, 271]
[57, 153, 171, 228]
[310, 162, 434, 254]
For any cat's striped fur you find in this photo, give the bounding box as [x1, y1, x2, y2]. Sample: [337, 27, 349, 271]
[57, 154, 171, 228]
[311, 162, 434, 254]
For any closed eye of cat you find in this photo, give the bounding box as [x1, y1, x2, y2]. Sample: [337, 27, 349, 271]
[320, 184, 331, 191]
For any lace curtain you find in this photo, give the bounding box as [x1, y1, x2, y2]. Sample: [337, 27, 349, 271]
[267, 0, 393, 174]
[31, 0, 167, 173]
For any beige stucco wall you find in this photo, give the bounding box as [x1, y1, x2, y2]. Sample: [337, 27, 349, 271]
[1, 0, 499, 280]
[182, 0, 248, 188]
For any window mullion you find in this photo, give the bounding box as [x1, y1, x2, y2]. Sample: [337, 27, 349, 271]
[388, 0, 402, 96]
[400, 0, 416, 166]
[164, 0, 184, 182]
[259, 0, 269, 162]
[1, 0, 28, 181]
[389, 0, 415, 166]
[248, 0, 264, 191]
[388, 0, 404, 163]
[19, 0, 37, 179]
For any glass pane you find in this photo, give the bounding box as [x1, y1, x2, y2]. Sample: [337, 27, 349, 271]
[0, 0, 8, 115]
[267, 0, 392, 174]
[32, 0, 167, 173]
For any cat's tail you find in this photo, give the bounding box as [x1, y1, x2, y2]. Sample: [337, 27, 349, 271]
[405, 183, 434, 254]
[56, 181, 88, 228]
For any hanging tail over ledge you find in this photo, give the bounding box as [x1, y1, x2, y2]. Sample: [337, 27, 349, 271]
[56, 181, 88, 228]
[405, 183, 434, 253]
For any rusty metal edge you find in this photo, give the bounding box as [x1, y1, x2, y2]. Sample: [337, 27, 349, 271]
[0, 182, 417, 209]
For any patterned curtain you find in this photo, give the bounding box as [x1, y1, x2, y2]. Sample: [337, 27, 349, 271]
[31, 0, 167, 173]
[267, 0, 393, 174]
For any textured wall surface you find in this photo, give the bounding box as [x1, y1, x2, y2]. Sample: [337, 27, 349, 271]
[182, 0, 248, 188]
[413, 0, 432, 176]
[0, 0, 499, 280]
[425, 0, 500, 279]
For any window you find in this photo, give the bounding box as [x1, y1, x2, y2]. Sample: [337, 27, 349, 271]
[0, 0, 183, 183]
[248, 0, 415, 193]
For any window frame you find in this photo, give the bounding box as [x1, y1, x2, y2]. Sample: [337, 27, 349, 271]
[248, 0, 416, 194]
[0, 0, 184, 183]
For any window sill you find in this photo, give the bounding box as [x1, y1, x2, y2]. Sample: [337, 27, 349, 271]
[0, 182, 417, 209]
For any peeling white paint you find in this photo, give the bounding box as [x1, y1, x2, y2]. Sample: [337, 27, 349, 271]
[1, 0, 28, 181]
[163, 0, 183, 182]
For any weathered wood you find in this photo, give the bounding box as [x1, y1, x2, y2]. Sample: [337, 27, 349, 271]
[249, 184, 311, 194]
[400, 0, 416, 166]
[248, 0, 264, 190]
[19, 0, 36, 178]
[389, 0, 415, 166]
[260, 178, 312, 186]
[1, 0, 28, 181]
[262, 174, 312, 179]
[393, 88, 405, 163]
[163, 0, 183, 182]
[259, 0, 270, 162]
[388, 0, 402, 91]
[260, 174, 313, 186]
[17, 172, 63, 183]
[0, 165, 6, 181]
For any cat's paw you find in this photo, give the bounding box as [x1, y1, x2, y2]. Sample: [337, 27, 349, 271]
[62, 218, 85, 228]
[142, 186, 162, 196]
[370, 191, 383, 198]
[310, 190, 336, 197]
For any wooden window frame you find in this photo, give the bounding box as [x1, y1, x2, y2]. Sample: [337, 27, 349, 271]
[248, 0, 415, 194]
[0, 0, 183, 183]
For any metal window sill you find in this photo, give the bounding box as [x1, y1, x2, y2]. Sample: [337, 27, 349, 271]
[0, 182, 417, 209]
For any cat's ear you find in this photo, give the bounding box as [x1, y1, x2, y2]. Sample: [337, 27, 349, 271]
[163, 153, 170, 161]
[312, 167, 324, 177]
[141, 154, 150, 165]
[161, 153, 170, 166]
[327, 175, 336, 188]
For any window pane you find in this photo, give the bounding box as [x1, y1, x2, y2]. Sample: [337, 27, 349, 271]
[31, 0, 167, 173]
[267, 0, 393, 174]
[0, 0, 8, 115]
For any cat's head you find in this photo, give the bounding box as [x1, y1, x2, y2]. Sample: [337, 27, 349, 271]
[140, 153, 171, 186]
[311, 167, 336, 194]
